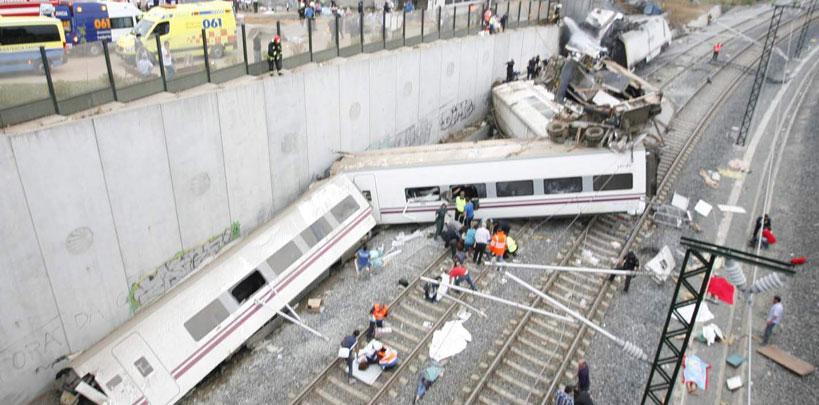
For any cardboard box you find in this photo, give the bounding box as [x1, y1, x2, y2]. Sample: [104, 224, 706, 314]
[307, 298, 322, 312]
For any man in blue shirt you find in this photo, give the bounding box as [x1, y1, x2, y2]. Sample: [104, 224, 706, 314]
[464, 199, 475, 227]
[554, 385, 575, 405]
[340, 329, 360, 383]
[356, 245, 371, 276]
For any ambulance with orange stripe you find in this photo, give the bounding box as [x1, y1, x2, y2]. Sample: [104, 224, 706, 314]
[115, 1, 235, 63]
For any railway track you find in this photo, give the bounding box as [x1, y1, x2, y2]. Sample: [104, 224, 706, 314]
[290, 220, 558, 405]
[641, 7, 774, 86]
[461, 11, 816, 405]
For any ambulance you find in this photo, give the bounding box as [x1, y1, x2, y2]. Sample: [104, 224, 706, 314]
[115, 1, 235, 63]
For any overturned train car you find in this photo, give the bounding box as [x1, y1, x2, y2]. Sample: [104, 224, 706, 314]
[57, 175, 375, 404]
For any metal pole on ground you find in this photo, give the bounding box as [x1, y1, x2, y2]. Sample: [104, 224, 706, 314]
[241, 23, 249, 75]
[382, 9, 386, 49]
[421, 8, 425, 41]
[102, 41, 118, 101]
[516, 0, 522, 26]
[452, 5, 457, 34]
[420, 276, 575, 323]
[537, 0, 542, 22]
[402, 7, 406, 46]
[526, 0, 532, 24]
[545, 0, 551, 21]
[201, 29, 212, 82]
[276, 20, 281, 38]
[39, 46, 59, 114]
[335, 13, 341, 56]
[505, 272, 649, 361]
[467, 5, 472, 32]
[496, 262, 653, 277]
[437, 6, 441, 39]
[360, 11, 365, 52]
[154, 34, 168, 92]
[308, 17, 314, 61]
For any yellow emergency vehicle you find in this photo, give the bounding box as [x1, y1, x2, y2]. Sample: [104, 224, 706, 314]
[0, 15, 67, 73]
[115, 1, 235, 62]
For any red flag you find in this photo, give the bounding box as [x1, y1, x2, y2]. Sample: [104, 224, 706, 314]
[707, 276, 735, 305]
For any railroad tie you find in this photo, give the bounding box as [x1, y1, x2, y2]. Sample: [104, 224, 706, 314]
[326, 375, 373, 401]
[486, 382, 530, 405]
[399, 302, 440, 322]
[495, 369, 544, 397]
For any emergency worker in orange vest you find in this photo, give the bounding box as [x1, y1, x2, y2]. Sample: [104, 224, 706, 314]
[367, 303, 390, 339]
[377, 346, 399, 370]
[712, 42, 722, 62]
[488, 229, 507, 269]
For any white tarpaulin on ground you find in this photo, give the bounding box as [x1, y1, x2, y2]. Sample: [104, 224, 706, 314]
[676, 303, 715, 324]
[429, 320, 472, 362]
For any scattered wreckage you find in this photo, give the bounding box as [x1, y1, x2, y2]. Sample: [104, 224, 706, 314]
[492, 55, 664, 148]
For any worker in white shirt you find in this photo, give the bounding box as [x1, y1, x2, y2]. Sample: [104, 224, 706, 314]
[762, 295, 783, 345]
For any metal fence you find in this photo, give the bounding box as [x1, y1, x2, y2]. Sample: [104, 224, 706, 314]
[0, 0, 557, 128]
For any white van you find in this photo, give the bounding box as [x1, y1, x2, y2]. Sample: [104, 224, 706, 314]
[103, 1, 141, 42]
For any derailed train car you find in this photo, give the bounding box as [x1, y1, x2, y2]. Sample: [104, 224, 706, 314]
[57, 176, 375, 404]
[610, 16, 672, 70]
[331, 139, 659, 225]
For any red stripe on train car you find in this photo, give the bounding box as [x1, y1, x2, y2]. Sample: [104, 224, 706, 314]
[171, 208, 372, 379]
[378, 194, 643, 214]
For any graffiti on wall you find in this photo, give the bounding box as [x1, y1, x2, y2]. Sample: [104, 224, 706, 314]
[439, 99, 475, 131]
[127, 222, 240, 313]
[0, 318, 68, 404]
[370, 117, 434, 150]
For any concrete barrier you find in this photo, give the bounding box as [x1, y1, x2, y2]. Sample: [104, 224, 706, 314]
[0, 26, 558, 404]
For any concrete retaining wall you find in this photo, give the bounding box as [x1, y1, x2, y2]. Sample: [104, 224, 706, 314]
[0, 25, 557, 404]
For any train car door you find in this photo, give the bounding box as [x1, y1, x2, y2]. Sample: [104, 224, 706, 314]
[353, 175, 381, 222]
[112, 333, 180, 404]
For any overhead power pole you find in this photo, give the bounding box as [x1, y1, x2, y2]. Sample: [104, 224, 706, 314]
[795, 0, 816, 58]
[640, 237, 794, 405]
[735, 4, 789, 146]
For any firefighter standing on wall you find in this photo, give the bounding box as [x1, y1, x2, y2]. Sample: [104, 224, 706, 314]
[268, 35, 283, 75]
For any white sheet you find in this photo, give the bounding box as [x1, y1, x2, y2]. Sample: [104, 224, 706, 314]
[694, 200, 713, 217]
[676, 303, 715, 324]
[351, 361, 383, 385]
[429, 320, 472, 362]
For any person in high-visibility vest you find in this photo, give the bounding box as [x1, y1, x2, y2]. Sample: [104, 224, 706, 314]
[377, 346, 399, 370]
[503, 236, 517, 259]
[489, 229, 507, 268]
[454, 191, 467, 224]
[367, 303, 390, 339]
[712, 42, 721, 62]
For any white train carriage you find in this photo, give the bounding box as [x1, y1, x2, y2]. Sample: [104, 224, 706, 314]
[58, 175, 375, 405]
[611, 16, 672, 70]
[331, 140, 658, 225]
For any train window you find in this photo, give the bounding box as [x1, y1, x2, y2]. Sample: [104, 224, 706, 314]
[593, 174, 633, 191]
[134, 356, 154, 378]
[449, 184, 487, 200]
[331, 195, 361, 223]
[300, 217, 332, 248]
[184, 299, 230, 342]
[230, 270, 267, 305]
[266, 241, 302, 274]
[496, 180, 534, 197]
[543, 177, 583, 194]
[405, 186, 440, 202]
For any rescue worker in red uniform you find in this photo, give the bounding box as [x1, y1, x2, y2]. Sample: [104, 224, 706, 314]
[712, 42, 722, 62]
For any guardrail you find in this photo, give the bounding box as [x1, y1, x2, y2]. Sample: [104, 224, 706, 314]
[0, 0, 557, 128]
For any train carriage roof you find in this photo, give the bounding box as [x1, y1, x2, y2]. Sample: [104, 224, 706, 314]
[331, 139, 644, 174]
